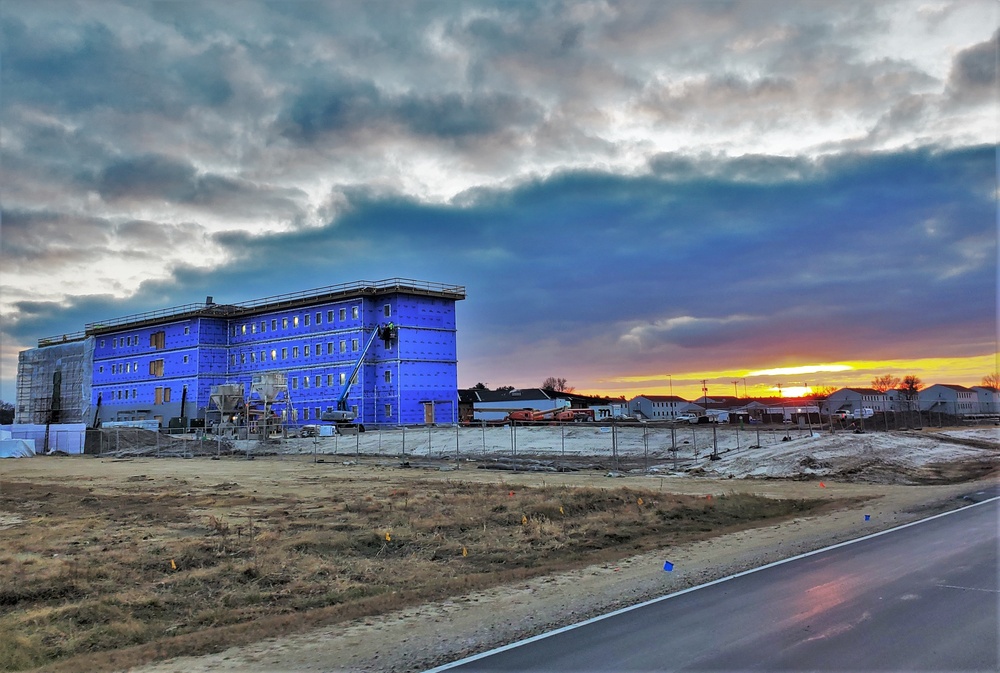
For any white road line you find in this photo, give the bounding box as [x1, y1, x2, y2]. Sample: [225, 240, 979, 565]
[423, 495, 999, 672]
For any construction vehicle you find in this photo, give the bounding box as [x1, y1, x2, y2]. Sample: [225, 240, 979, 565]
[505, 407, 595, 424]
[321, 323, 397, 431]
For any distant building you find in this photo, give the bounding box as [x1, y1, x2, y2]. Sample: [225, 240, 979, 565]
[971, 386, 1000, 414]
[460, 388, 627, 422]
[464, 388, 564, 422]
[16, 279, 465, 427]
[629, 395, 693, 420]
[821, 388, 890, 415]
[741, 398, 820, 423]
[918, 384, 978, 416]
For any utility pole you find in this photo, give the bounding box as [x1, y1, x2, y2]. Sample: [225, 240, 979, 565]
[732, 380, 739, 398]
[668, 374, 673, 419]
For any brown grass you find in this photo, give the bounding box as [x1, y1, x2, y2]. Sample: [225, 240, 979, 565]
[0, 470, 831, 672]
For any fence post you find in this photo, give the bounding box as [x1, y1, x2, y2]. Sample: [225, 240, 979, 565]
[612, 419, 618, 471]
[402, 425, 406, 458]
[643, 424, 648, 472]
[455, 424, 460, 468]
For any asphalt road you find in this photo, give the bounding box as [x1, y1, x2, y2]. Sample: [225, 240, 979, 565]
[430, 496, 999, 672]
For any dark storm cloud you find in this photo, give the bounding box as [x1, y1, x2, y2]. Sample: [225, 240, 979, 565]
[946, 28, 999, 102]
[93, 154, 307, 219]
[0, 210, 216, 281]
[167, 145, 993, 364]
[4, 295, 149, 344]
[279, 78, 543, 143]
[0, 16, 233, 116]
[5, 143, 990, 396]
[0, 210, 114, 264]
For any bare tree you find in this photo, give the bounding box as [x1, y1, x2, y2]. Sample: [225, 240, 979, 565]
[982, 372, 1000, 389]
[900, 375, 923, 399]
[541, 377, 574, 393]
[871, 374, 901, 393]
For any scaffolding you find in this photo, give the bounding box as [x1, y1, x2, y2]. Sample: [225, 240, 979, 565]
[15, 337, 94, 425]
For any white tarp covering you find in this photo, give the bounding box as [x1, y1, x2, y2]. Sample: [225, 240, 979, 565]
[0, 439, 35, 458]
[0, 424, 86, 454]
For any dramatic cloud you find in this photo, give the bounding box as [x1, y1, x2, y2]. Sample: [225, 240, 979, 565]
[1, 0, 996, 401]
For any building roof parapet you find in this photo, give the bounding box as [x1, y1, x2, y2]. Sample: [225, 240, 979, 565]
[42, 278, 464, 342]
[36, 331, 90, 347]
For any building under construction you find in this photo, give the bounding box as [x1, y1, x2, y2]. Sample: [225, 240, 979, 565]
[16, 338, 94, 425]
[15, 278, 465, 428]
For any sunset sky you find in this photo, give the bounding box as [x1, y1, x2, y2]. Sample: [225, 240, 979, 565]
[1, 1, 997, 403]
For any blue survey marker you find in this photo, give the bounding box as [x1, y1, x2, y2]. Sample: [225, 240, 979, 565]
[663, 561, 674, 572]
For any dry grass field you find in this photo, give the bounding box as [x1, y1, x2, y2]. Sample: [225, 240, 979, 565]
[0, 455, 841, 673]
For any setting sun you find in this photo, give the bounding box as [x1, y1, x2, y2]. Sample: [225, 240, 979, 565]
[772, 385, 812, 398]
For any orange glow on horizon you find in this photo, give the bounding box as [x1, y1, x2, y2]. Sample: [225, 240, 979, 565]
[572, 354, 998, 400]
[774, 386, 812, 398]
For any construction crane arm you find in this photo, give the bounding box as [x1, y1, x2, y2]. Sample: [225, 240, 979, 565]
[335, 323, 395, 412]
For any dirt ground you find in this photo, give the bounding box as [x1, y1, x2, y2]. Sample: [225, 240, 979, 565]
[2, 429, 997, 673]
[131, 475, 998, 673]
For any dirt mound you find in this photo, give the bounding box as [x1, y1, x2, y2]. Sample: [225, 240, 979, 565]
[97, 429, 235, 458]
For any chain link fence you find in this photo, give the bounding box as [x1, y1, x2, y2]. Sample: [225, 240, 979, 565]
[81, 411, 995, 465]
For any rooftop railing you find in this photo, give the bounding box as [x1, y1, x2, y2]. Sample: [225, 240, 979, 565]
[40, 278, 465, 344]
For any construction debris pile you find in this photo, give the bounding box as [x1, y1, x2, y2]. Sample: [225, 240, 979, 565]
[96, 428, 235, 458]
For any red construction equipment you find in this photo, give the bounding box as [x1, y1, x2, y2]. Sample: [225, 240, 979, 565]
[505, 407, 595, 424]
